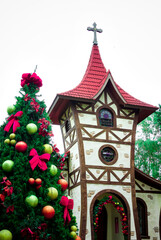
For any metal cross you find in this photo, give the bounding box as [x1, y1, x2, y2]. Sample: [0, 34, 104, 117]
[87, 22, 103, 45]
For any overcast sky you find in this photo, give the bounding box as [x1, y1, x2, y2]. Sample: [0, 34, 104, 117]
[0, 0, 160, 152]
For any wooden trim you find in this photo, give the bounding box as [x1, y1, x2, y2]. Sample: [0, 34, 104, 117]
[136, 190, 161, 194]
[121, 171, 130, 182]
[135, 181, 144, 191]
[69, 167, 80, 177]
[120, 109, 135, 118]
[76, 109, 135, 120]
[86, 168, 97, 180]
[82, 137, 132, 145]
[159, 209, 161, 240]
[65, 139, 77, 152]
[72, 104, 87, 240]
[109, 130, 121, 141]
[98, 144, 118, 165]
[90, 189, 131, 240]
[135, 167, 161, 190]
[85, 165, 130, 171]
[80, 123, 132, 132]
[131, 110, 141, 240]
[85, 180, 131, 185]
[69, 182, 81, 190]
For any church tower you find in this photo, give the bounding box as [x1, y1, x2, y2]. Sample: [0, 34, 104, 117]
[49, 23, 158, 240]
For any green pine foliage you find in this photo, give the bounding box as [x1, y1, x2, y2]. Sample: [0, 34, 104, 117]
[0, 74, 77, 240]
[135, 105, 161, 180]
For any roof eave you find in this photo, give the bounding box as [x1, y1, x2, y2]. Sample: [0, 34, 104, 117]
[48, 94, 95, 125]
[135, 167, 161, 190]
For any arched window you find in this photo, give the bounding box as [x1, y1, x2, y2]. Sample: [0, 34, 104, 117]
[99, 108, 113, 127]
[65, 119, 71, 133]
[137, 198, 149, 238]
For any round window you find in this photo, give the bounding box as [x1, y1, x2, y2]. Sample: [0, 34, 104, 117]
[99, 145, 118, 165]
[101, 147, 115, 162]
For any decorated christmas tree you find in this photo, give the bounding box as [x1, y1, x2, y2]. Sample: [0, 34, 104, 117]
[0, 73, 81, 240]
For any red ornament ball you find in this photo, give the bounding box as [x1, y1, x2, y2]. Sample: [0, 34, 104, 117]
[76, 236, 81, 240]
[35, 178, 42, 185]
[42, 205, 55, 219]
[15, 141, 28, 152]
[28, 178, 35, 185]
[57, 179, 68, 191]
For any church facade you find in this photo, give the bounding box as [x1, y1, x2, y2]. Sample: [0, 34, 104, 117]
[49, 24, 161, 240]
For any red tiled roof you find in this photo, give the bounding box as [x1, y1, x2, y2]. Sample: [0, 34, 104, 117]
[49, 44, 158, 124]
[60, 45, 109, 99]
[59, 45, 157, 109]
[114, 82, 156, 108]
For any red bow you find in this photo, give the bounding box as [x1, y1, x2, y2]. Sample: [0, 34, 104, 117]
[29, 149, 50, 171]
[4, 111, 23, 133]
[21, 73, 42, 88]
[60, 196, 74, 224]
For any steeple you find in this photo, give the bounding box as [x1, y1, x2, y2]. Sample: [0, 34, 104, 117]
[49, 24, 158, 124]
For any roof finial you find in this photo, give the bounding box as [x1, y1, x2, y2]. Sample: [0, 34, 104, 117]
[34, 65, 37, 73]
[87, 22, 103, 45]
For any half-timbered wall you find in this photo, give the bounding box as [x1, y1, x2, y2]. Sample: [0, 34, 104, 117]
[59, 88, 139, 240]
[135, 180, 161, 240]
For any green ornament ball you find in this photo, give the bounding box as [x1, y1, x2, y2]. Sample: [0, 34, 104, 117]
[0, 230, 12, 240]
[7, 105, 15, 115]
[10, 140, 16, 146]
[47, 187, 58, 200]
[71, 226, 77, 232]
[4, 139, 10, 144]
[2, 160, 14, 172]
[9, 133, 16, 139]
[25, 195, 38, 208]
[50, 165, 58, 176]
[43, 144, 53, 154]
[26, 123, 38, 135]
[70, 231, 77, 239]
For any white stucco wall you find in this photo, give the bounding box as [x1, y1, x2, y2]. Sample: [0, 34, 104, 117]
[136, 180, 161, 240]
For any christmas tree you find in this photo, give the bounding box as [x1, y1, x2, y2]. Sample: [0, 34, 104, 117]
[0, 73, 81, 240]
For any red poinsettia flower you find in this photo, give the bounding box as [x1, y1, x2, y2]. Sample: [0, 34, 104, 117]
[0, 193, 5, 202]
[24, 94, 31, 101]
[30, 98, 40, 112]
[3, 186, 13, 196]
[6, 205, 14, 213]
[52, 144, 59, 153]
